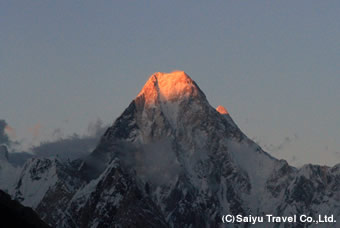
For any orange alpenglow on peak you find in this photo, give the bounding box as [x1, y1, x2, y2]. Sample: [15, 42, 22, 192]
[216, 105, 229, 115]
[136, 71, 202, 104]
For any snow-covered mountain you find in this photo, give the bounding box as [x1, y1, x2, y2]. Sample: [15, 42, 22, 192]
[0, 145, 20, 192]
[2, 71, 339, 227]
[9, 157, 84, 225]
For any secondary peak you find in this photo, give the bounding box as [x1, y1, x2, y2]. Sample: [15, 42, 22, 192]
[216, 105, 229, 115]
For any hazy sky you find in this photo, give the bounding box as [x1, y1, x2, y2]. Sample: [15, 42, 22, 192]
[1, 1, 339, 166]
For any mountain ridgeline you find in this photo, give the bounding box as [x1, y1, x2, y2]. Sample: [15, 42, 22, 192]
[2, 71, 340, 227]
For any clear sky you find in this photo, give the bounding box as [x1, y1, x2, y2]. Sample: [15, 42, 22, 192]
[1, 1, 339, 166]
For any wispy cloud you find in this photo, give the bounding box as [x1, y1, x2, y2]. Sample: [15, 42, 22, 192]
[28, 123, 42, 141]
[31, 118, 108, 161]
[5, 124, 16, 138]
[1, 118, 109, 164]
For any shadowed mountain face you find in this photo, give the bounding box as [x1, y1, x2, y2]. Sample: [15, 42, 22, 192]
[2, 71, 340, 228]
[0, 190, 50, 228]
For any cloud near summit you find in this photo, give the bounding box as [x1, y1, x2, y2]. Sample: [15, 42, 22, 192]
[31, 118, 108, 161]
[1, 118, 108, 162]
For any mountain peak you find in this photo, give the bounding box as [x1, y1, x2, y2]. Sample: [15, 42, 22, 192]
[216, 105, 229, 115]
[136, 71, 203, 105]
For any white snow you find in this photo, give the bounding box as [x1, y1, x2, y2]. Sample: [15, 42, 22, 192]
[227, 139, 278, 211]
[13, 158, 59, 208]
[0, 159, 20, 193]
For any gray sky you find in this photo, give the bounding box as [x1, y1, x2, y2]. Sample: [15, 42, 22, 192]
[1, 1, 339, 166]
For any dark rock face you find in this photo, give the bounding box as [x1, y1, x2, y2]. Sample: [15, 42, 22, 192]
[59, 159, 168, 228]
[0, 190, 50, 228]
[35, 160, 84, 226]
